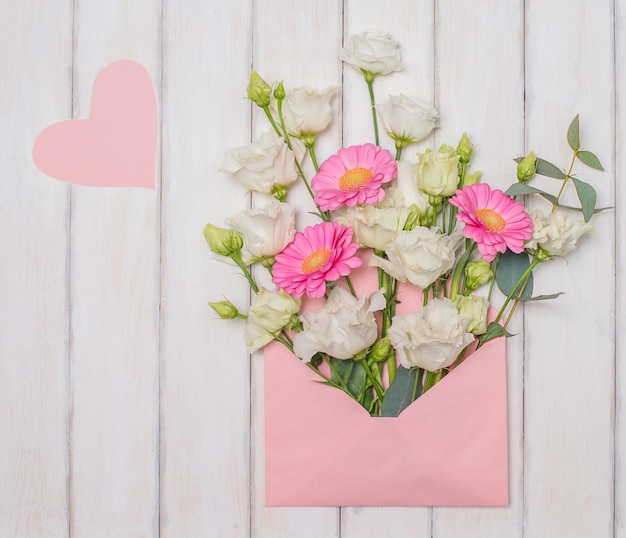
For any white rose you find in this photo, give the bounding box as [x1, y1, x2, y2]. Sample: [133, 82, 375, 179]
[526, 209, 593, 257]
[369, 226, 460, 289]
[339, 29, 402, 76]
[278, 86, 338, 138]
[220, 131, 304, 194]
[245, 288, 301, 353]
[227, 200, 296, 264]
[454, 295, 489, 335]
[293, 287, 386, 363]
[335, 188, 412, 251]
[414, 145, 460, 198]
[377, 94, 438, 144]
[388, 298, 474, 371]
[395, 160, 432, 216]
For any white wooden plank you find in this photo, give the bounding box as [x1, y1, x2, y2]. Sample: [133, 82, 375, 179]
[159, 1, 253, 536]
[524, 0, 615, 536]
[433, 1, 525, 536]
[69, 0, 161, 535]
[0, 1, 72, 536]
[614, 0, 624, 535]
[340, 1, 433, 536]
[250, 1, 343, 536]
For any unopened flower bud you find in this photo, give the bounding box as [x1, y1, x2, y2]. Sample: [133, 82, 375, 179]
[208, 300, 241, 319]
[371, 336, 392, 362]
[403, 204, 421, 231]
[455, 295, 489, 335]
[464, 170, 482, 186]
[456, 132, 473, 163]
[517, 151, 537, 183]
[464, 259, 493, 291]
[273, 81, 285, 101]
[204, 223, 243, 256]
[247, 71, 272, 108]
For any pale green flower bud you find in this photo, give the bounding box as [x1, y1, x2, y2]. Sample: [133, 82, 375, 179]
[464, 259, 493, 291]
[273, 81, 285, 101]
[456, 132, 473, 163]
[204, 223, 243, 256]
[370, 336, 392, 362]
[403, 204, 422, 231]
[455, 295, 489, 335]
[208, 300, 242, 319]
[464, 170, 482, 186]
[247, 71, 272, 108]
[517, 151, 537, 183]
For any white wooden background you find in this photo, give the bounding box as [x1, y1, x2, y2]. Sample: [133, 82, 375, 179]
[0, 0, 623, 536]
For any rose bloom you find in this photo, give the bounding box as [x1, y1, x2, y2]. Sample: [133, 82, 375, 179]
[388, 298, 474, 372]
[414, 144, 461, 198]
[335, 187, 413, 251]
[450, 183, 534, 262]
[369, 226, 460, 289]
[272, 221, 362, 299]
[227, 199, 296, 264]
[312, 144, 397, 211]
[377, 94, 438, 144]
[278, 86, 338, 138]
[339, 29, 402, 76]
[220, 130, 304, 194]
[293, 287, 386, 362]
[245, 288, 301, 353]
[525, 209, 593, 257]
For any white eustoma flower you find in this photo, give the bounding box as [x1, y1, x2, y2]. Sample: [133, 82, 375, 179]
[369, 226, 460, 289]
[293, 287, 386, 363]
[245, 288, 301, 353]
[526, 209, 593, 256]
[377, 94, 438, 144]
[455, 295, 489, 335]
[339, 29, 402, 76]
[335, 187, 413, 251]
[414, 145, 461, 198]
[388, 298, 474, 371]
[227, 199, 296, 264]
[278, 86, 338, 139]
[395, 160, 433, 216]
[220, 130, 304, 194]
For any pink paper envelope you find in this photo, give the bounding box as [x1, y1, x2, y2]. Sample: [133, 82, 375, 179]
[264, 262, 508, 507]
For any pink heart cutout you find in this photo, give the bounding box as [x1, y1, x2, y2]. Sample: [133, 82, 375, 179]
[33, 60, 157, 189]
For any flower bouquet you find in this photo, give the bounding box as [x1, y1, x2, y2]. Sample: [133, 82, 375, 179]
[205, 30, 603, 506]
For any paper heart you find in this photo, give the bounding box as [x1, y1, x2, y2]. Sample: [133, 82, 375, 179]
[33, 60, 157, 189]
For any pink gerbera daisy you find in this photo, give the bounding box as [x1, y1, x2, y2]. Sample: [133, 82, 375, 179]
[272, 221, 362, 298]
[449, 183, 534, 262]
[311, 144, 397, 211]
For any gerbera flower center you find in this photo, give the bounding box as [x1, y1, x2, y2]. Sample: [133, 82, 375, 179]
[338, 167, 373, 192]
[301, 248, 331, 274]
[475, 208, 506, 233]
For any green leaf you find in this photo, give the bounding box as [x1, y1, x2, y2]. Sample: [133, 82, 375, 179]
[505, 183, 559, 205]
[536, 158, 567, 179]
[330, 358, 366, 400]
[576, 150, 604, 171]
[381, 366, 423, 417]
[571, 177, 597, 222]
[567, 114, 580, 151]
[557, 204, 612, 215]
[517, 292, 564, 301]
[496, 250, 534, 299]
[480, 322, 515, 345]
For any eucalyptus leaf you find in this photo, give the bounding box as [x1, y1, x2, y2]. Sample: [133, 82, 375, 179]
[480, 322, 515, 345]
[517, 292, 564, 301]
[505, 183, 559, 205]
[535, 158, 567, 179]
[576, 150, 604, 171]
[567, 114, 580, 151]
[571, 177, 597, 222]
[381, 366, 423, 417]
[495, 250, 534, 299]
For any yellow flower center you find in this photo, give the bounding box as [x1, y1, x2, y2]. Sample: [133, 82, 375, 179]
[338, 167, 373, 192]
[475, 208, 506, 233]
[301, 248, 331, 274]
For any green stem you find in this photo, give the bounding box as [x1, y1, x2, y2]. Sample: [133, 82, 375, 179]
[395, 141, 404, 161]
[449, 242, 476, 301]
[307, 143, 320, 173]
[411, 367, 423, 401]
[230, 251, 259, 293]
[262, 106, 283, 138]
[363, 72, 380, 145]
[362, 358, 385, 400]
[448, 161, 467, 233]
[423, 369, 443, 393]
[493, 257, 543, 325]
[345, 275, 356, 297]
[553, 151, 578, 211]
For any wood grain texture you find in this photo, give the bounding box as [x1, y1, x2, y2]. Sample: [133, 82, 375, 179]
[524, 0, 615, 537]
[0, 1, 72, 536]
[159, 1, 253, 537]
[69, 0, 161, 536]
